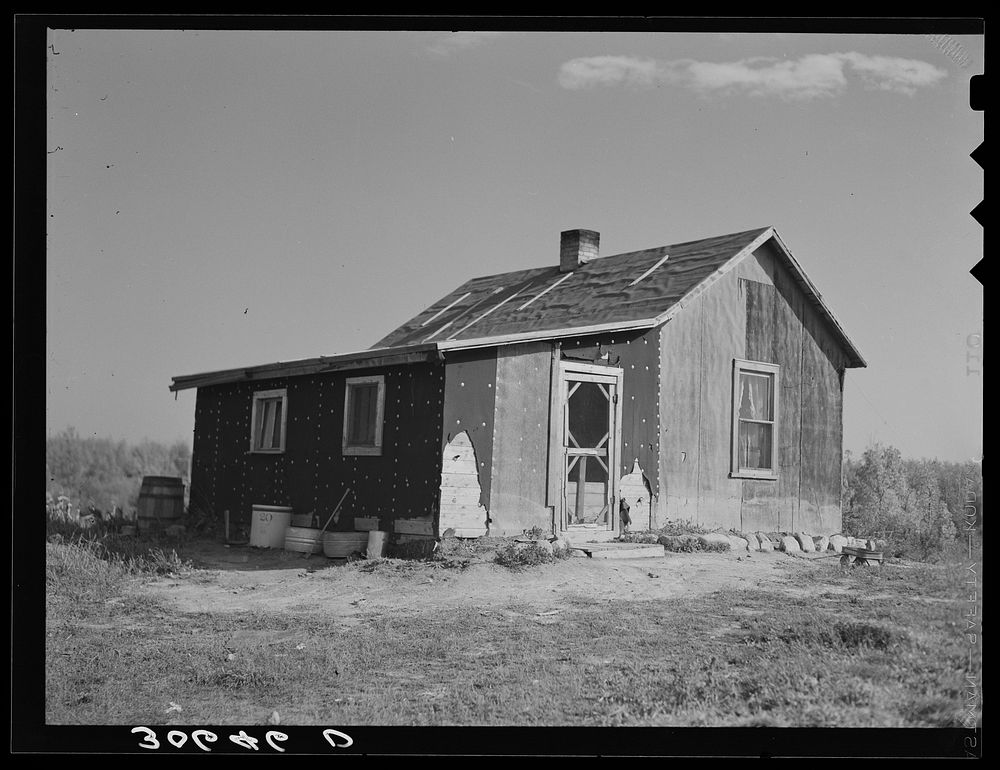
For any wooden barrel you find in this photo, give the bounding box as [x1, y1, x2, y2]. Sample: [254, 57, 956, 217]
[323, 531, 369, 559]
[136, 476, 185, 532]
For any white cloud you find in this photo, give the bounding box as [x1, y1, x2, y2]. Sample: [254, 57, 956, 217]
[837, 52, 949, 95]
[556, 55, 662, 90]
[426, 31, 504, 58]
[557, 52, 947, 99]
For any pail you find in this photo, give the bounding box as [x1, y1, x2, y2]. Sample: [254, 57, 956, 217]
[284, 526, 323, 554]
[137, 476, 185, 532]
[291, 513, 315, 528]
[250, 505, 294, 548]
[366, 530, 389, 559]
[322, 531, 369, 559]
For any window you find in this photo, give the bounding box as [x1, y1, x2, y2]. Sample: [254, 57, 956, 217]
[343, 375, 385, 456]
[731, 360, 780, 479]
[251, 389, 287, 453]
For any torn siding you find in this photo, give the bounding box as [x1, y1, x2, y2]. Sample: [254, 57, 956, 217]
[441, 348, 497, 509]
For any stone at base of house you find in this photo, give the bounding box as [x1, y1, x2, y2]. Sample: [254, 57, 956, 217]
[780, 535, 801, 553]
[699, 532, 732, 550]
[550, 537, 572, 554]
[828, 534, 849, 553]
[743, 532, 761, 551]
[727, 535, 750, 552]
[794, 533, 815, 552]
[658, 534, 700, 550]
[813, 535, 830, 553]
[755, 533, 774, 552]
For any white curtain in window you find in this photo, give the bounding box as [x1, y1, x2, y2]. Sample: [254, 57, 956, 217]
[739, 373, 772, 421]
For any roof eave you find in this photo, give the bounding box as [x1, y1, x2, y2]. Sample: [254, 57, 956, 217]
[435, 317, 662, 352]
[169, 343, 441, 392]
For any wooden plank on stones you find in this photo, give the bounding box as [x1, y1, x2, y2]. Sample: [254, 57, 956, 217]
[394, 518, 435, 536]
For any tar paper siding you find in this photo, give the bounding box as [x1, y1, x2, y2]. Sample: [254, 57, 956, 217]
[558, 328, 663, 499]
[438, 329, 662, 536]
[441, 348, 498, 509]
[189, 362, 445, 536]
[657, 242, 848, 534]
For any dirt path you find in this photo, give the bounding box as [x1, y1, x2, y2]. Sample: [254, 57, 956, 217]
[141, 542, 818, 623]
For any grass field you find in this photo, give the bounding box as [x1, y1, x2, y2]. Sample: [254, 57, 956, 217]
[45, 533, 982, 727]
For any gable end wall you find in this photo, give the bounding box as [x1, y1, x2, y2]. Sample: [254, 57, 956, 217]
[657, 241, 847, 535]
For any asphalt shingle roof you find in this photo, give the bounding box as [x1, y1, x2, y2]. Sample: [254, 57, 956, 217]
[373, 227, 772, 348]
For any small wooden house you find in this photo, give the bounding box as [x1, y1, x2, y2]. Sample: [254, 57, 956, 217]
[170, 227, 865, 546]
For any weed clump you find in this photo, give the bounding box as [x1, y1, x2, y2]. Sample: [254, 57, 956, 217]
[657, 519, 712, 537]
[833, 621, 902, 650]
[657, 534, 730, 553]
[617, 532, 660, 544]
[494, 540, 572, 570]
[740, 618, 905, 651]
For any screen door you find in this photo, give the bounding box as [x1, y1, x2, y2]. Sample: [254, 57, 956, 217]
[561, 368, 620, 530]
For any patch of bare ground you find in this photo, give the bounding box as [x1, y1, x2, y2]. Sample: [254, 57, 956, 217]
[141, 543, 797, 620]
[47, 536, 980, 727]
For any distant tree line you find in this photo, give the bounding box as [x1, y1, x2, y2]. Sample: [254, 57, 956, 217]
[843, 444, 983, 558]
[46, 427, 191, 518]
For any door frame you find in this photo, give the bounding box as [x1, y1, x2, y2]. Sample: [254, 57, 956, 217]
[551, 359, 624, 533]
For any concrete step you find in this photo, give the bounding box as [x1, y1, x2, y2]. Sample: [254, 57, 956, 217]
[571, 542, 665, 559]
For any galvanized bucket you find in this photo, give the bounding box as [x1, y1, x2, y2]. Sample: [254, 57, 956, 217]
[284, 526, 323, 554]
[322, 531, 368, 559]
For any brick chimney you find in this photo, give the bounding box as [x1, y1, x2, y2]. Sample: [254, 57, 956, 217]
[560, 229, 600, 272]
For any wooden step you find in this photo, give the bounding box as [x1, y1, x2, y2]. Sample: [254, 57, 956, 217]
[570, 542, 665, 559]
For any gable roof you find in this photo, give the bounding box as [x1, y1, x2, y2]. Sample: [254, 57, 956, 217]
[170, 225, 864, 392]
[374, 227, 769, 349]
[374, 226, 866, 367]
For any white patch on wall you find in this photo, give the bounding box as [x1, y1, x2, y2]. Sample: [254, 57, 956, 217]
[619, 458, 653, 530]
[439, 431, 489, 537]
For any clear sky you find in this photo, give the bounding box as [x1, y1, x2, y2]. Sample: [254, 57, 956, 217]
[45, 25, 983, 462]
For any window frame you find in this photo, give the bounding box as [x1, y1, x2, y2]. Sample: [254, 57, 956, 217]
[250, 388, 288, 454]
[342, 375, 386, 456]
[730, 359, 780, 480]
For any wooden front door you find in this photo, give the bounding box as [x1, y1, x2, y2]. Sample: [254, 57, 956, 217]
[557, 362, 623, 533]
